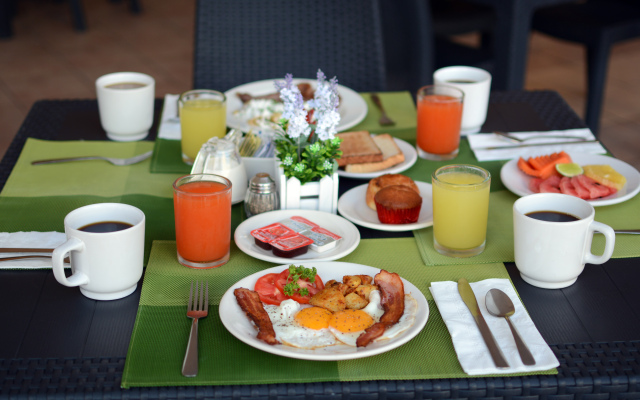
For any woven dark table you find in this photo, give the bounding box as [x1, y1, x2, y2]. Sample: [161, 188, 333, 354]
[2, 91, 640, 399]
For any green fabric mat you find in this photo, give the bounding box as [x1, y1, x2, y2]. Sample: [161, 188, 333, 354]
[121, 238, 555, 388]
[150, 91, 418, 174]
[414, 189, 640, 266]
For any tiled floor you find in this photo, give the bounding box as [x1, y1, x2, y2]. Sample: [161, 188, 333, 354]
[1, 0, 639, 169]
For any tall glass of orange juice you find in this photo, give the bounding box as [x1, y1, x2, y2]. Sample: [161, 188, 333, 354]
[173, 174, 232, 268]
[179, 90, 227, 164]
[416, 85, 464, 160]
[432, 165, 490, 257]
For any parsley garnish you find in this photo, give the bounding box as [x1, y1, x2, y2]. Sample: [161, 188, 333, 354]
[283, 264, 317, 297]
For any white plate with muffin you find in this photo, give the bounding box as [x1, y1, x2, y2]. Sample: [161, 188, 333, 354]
[335, 131, 418, 179]
[338, 174, 433, 231]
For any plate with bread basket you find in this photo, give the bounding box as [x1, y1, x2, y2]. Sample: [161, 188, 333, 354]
[338, 180, 433, 231]
[336, 133, 418, 179]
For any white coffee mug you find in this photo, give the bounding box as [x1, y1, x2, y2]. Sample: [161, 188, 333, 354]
[434, 66, 491, 135]
[52, 203, 145, 300]
[513, 193, 615, 289]
[96, 72, 155, 141]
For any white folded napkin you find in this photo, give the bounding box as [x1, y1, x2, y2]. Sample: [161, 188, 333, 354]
[0, 232, 69, 269]
[468, 128, 607, 161]
[430, 279, 559, 375]
[158, 94, 181, 140]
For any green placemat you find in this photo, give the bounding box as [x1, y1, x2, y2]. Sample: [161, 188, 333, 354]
[413, 189, 640, 266]
[121, 238, 554, 388]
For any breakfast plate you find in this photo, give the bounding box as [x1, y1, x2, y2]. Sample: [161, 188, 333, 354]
[234, 209, 360, 264]
[337, 138, 418, 179]
[225, 78, 368, 133]
[219, 262, 429, 361]
[338, 181, 433, 231]
[501, 152, 640, 206]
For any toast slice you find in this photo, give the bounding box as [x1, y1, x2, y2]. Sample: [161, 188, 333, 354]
[345, 134, 405, 173]
[336, 131, 383, 167]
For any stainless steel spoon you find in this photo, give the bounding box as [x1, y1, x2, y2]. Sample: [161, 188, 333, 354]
[485, 289, 536, 366]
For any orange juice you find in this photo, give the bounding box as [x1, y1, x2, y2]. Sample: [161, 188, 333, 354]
[416, 85, 463, 160]
[173, 175, 232, 268]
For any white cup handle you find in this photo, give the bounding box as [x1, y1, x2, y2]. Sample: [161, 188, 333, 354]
[584, 221, 616, 265]
[52, 237, 90, 287]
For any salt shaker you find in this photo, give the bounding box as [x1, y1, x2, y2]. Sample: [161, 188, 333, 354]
[244, 173, 279, 218]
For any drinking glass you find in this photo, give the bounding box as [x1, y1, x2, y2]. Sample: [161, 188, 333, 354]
[178, 89, 227, 164]
[173, 174, 232, 268]
[416, 85, 464, 160]
[431, 164, 490, 257]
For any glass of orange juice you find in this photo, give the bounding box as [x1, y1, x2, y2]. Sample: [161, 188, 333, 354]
[173, 174, 232, 268]
[431, 165, 490, 257]
[178, 89, 227, 164]
[416, 85, 464, 160]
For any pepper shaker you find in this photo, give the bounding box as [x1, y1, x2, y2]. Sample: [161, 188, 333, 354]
[244, 173, 279, 218]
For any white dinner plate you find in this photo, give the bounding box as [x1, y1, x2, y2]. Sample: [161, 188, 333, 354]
[219, 262, 429, 361]
[337, 181, 433, 231]
[337, 138, 418, 179]
[234, 209, 360, 264]
[225, 78, 368, 133]
[501, 152, 640, 206]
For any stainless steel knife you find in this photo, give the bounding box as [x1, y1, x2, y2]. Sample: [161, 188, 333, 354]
[474, 139, 600, 150]
[457, 278, 510, 369]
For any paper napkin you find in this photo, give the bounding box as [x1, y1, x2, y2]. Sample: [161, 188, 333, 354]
[430, 279, 559, 375]
[158, 94, 181, 140]
[468, 128, 607, 161]
[0, 232, 69, 269]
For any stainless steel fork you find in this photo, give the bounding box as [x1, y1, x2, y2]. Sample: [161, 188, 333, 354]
[31, 150, 153, 166]
[182, 281, 208, 377]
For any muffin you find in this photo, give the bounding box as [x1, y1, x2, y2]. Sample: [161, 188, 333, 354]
[366, 174, 420, 210]
[374, 185, 422, 224]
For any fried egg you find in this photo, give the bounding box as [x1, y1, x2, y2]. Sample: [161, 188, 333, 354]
[264, 299, 339, 349]
[328, 290, 417, 346]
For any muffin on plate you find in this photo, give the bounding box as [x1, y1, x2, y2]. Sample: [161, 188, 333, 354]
[374, 185, 422, 224]
[366, 174, 420, 210]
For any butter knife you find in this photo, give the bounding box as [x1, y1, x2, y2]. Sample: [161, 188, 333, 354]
[458, 278, 510, 369]
[475, 140, 600, 151]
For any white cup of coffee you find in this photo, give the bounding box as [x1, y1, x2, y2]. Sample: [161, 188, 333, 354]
[433, 66, 491, 135]
[96, 72, 155, 141]
[513, 193, 615, 289]
[51, 203, 145, 300]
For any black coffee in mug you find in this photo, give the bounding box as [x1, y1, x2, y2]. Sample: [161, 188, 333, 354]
[105, 82, 147, 90]
[447, 79, 477, 84]
[79, 221, 134, 233]
[525, 211, 579, 222]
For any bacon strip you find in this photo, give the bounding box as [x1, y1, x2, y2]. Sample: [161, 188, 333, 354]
[356, 270, 405, 347]
[234, 288, 280, 345]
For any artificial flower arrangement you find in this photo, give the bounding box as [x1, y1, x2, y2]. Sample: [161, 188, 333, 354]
[274, 70, 342, 186]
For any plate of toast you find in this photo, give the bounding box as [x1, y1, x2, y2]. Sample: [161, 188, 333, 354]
[225, 78, 368, 133]
[336, 131, 418, 179]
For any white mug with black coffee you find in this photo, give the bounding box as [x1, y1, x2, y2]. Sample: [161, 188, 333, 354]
[96, 72, 155, 141]
[51, 203, 145, 300]
[433, 66, 491, 135]
[513, 193, 615, 289]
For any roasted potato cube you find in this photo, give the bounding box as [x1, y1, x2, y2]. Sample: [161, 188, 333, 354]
[309, 286, 346, 312]
[358, 275, 373, 285]
[343, 275, 362, 288]
[325, 279, 338, 287]
[345, 292, 368, 310]
[354, 284, 378, 300]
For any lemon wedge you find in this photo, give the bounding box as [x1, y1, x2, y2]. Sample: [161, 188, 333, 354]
[555, 163, 584, 177]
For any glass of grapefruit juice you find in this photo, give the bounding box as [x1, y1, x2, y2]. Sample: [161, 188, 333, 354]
[416, 85, 464, 160]
[179, 90, 227, 165]
[173, 174, 232, 268]
[431, 164, 490, 257]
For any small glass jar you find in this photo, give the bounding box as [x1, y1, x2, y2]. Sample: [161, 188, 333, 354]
[244, 173, 279, 218]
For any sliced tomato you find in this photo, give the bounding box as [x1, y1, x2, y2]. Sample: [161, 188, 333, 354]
[254, 273, 288, 305]
[274, 269, 324, 304]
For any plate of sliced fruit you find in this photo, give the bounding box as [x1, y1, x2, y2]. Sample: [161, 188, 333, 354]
[501, 151, 640, 206]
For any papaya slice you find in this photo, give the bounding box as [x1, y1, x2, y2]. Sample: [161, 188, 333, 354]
[517, 157, 541, 177]
[517, 151, 572, 180]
